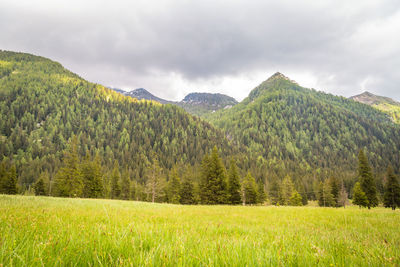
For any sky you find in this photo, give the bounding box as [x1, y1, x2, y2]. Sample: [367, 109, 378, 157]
[1, 0, 400, 102]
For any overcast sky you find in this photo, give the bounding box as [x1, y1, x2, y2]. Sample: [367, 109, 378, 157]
[1, 0, 399, 101]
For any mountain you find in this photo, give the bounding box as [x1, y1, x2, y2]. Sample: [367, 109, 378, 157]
[350, 91, 400, 123]
[206, 72, 400, 191]
[179, 92, 238, 116]
[112, 88, 238, 116]
[125, 88, 173, 104]
[0, 50, 234, 189]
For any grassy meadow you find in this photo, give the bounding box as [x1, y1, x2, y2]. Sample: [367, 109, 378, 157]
[0, 195, 399, 266]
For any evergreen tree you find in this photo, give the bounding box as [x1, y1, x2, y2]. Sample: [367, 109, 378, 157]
[338, 180, 348, 208]
[130, 181, 137, 200]
[111, 160, 121, 199]
[322, 180, 335, 207]
[289, 190, 303, 206]
[358, 149, 378, 209]
[81, 155, 103, 198]
[54, 137, 83, 197]
[2, 164, 18, 195]
[120, 168, 131, 200]
[269, 178, 281, 205]
[200, 146, 228, 204]
[242, 172, 258, 205]
[0, 161, 6, 194]
[298, 182, 308, 206]
[167, 168, 181, 204]
[328, 176, 340, 207]
[227, 158, 241, 205]
[145, 157, 165, 203]
[33, 177, 46, 196]
[281, 175, 294, 205]
[353, 182, 369, 208]
[180, 176, 196, 205]
[383, 166, 400, 210]
[200, 153, 211, 203]
[317, 181, 324, 206]
[257, 180, 266, 204]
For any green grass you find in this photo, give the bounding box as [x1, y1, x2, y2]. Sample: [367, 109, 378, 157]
[0, 195, 399, 266]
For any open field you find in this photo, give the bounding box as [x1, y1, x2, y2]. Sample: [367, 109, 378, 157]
[0, 195, 399, 266]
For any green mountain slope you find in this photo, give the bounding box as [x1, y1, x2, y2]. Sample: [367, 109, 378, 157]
[206, 72, 400, 186]
[350, 91, 400, 124]
[0, 50, 233, 189]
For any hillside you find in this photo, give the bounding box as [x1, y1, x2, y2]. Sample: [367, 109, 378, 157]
[206, 72, 400, 191]
[113, 88, 238, 116]
[0, 50, 234, 190]
[350, 91, 400, 123]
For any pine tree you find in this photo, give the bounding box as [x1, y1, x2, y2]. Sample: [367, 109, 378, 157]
[338, 180, 348, 208]
[358, 149, 378, 209]
[322, 180, 335, 207]
[328, 176, 340, 207]
[227, 158, 241, 205]
[81, 155, 103, 198]
[167, 168, 181, 204]
[200, 146, 228, 204]
[180, 176, 196, 205]
[289, 190, 303, 206]
[0, 161, 6, 194]
[383, 166, 400, 210]
[297, 182, 308, 206]
[317, 181, 324, 207]
[145, 157, 165, 203]
[3, 164, 18, 195]
[200, 153, 211, 203]
[54, 137, 83, 197]
[120, 168, 131, 200]
[33, 177, 46, 196]
[111, 160, 121, 199]
[257, 180, 266, 204]
[353, 182, 369, 208]
[242, 172, 258, 205]
[281, 175, 294, 205]
[269, 178, 281, 205]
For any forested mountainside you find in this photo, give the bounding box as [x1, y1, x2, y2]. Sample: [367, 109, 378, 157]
[0, 50, 235, 191]
[113, 88, 238, 116]
[1, 50, 399, 204]
[350, 91, 400, 124]
[206, 72, 400, 192]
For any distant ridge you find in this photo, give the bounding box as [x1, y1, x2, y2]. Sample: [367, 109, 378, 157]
[111, 88, 238, 116]
[350, 91, 400, 123]
[350, 91, 400, 106]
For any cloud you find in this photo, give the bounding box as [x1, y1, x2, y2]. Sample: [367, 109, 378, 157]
[1, 0, 400, 101]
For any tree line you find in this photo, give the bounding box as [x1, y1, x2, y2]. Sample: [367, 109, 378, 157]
[2, 141, 399, 210]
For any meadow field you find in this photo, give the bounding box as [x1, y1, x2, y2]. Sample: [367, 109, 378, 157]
[0, 195, 399, 266]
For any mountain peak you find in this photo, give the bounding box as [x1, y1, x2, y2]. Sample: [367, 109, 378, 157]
[125, 88, 172, 104]
[350, 91, 399, 106]
[269, 72, 289, 80]
[132, 88, 148, 93]
[265, 72, 298, 85]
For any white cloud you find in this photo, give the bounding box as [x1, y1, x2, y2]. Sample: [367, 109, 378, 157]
[1, 0, 400, 101]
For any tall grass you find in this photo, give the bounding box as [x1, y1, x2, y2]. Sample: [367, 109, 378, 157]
[0, 195, 399, 266]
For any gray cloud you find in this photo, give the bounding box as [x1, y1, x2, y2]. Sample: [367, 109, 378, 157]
[1, 0, 400, 101]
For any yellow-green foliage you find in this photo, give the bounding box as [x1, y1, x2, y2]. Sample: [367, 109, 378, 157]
[373, 103, 400, 124]
[1, 195, 399, 266]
